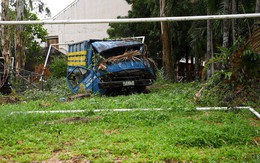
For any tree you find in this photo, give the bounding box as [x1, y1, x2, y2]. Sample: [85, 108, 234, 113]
[108, 0, 161, 65]
[108, 0, 257, 82]
[24, 13, 48, 70]
[223, 0, 230, 48]
[1, 0, 11, 88]
[13, 0, 50, 71]
[15, 0, 25, 72]
[206, 0, 216, 78]
[160, 0, 175, 80]
[232, 0, 238, 42]
[256, 0, 260, 24]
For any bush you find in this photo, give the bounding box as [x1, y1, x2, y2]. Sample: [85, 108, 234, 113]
[49, 57, 67, 78]
[23, 77, 72, 101]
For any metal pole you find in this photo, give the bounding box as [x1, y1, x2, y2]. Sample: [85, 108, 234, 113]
[10, 108, 165, 115]
[196, 107, 260, 119]
[40, 45, 52, 81]
[0, 14, 260, 25]
[39, 43, 69, 81]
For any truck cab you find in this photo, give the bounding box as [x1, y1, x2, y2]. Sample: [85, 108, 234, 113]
[66, 39, 156, 94]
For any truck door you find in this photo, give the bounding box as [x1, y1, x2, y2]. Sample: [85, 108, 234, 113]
[66, 66, 100, 94]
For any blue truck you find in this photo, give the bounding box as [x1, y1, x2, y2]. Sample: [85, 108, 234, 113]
[66, 39, 156, 94]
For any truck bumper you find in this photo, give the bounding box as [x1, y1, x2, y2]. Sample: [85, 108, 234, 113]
[99, 79, 153, 89]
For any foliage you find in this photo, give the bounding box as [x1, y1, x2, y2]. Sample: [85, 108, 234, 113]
[200, 32, 260, 107]
[24, 13, 48, 70]
[0, 0, 50, 71]
[49, 57, 68, 78]
[0, 82, 259, 162]
[108, 0, 257, 81]
[22, 77, 72, 101]
[107, 0, 161, 62]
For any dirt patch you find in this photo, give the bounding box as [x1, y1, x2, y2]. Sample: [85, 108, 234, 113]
[114, 157, 124, 163]
[43, 116, 103, 125]
[70, 156, 91, 163]
[164, 159, 191, 163]
[147, 84, 169, 90]
[42, 158, 63, 163]
[43, 150, 91, 163]
[39, 102, 53, 108]
[253, 137, 260, 145]
[0, 156, 9, 162]
[0, 96, 20, 105]
[250, 118, 260, 127]
[68, 92, 91, 101]
[103, 129, 121, 135]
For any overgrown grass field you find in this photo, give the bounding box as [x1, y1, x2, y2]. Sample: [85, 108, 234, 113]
[0, 82, 259, 162]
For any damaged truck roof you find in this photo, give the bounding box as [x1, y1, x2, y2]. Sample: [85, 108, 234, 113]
[92, 41, 143, 53]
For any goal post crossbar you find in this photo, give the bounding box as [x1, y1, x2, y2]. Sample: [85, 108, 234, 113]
[0, 13, 260, 25]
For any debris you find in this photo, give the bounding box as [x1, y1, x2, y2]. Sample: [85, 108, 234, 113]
[194, 83, 206, 103]
[59, 97, 67, 102]
[43, 116, 103, 125]
[0, 96, 20, 105]
[68, 92, 91, 101]
[39, 102, 52, 108]
[100, 50, 141, 64]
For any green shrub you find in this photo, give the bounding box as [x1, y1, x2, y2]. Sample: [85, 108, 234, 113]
[50, 57, 67, 78]
[23, 77, 72, 101]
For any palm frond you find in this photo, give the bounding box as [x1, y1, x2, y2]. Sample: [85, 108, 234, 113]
[248, 27, 260, 53]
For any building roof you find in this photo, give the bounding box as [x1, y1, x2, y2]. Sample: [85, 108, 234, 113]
[53, 0, 80, 19]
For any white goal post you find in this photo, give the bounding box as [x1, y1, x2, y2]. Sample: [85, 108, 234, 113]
[0, 13, 260, 25]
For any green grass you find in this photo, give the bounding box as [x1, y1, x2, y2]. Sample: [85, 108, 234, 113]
[0, 82, 259, 162]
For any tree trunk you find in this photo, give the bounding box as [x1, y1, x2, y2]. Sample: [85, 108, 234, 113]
[185, 54, 189, 81]
[1, 0, 11, 89]
[191, 54, 194, 80]
[232, 0, 238, 43]
[15, 0, 26, 72]
[160, 0, 175, 81]
[223, 0, 230, 48]
[195, 53, 200, 80]
[1, 0, 11, 74]
[206, 8, 214, 78]
[255, 0, 260, 24]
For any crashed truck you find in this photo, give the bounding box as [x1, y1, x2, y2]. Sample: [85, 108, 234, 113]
[66, 39, 156, 94]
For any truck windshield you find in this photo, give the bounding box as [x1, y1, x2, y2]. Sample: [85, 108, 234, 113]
[100, 46, 142, 59]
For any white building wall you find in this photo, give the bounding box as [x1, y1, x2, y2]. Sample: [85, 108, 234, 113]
[44, 0, 131, 46]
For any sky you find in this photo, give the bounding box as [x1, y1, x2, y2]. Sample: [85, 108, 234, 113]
[42, 0, 75, 18]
